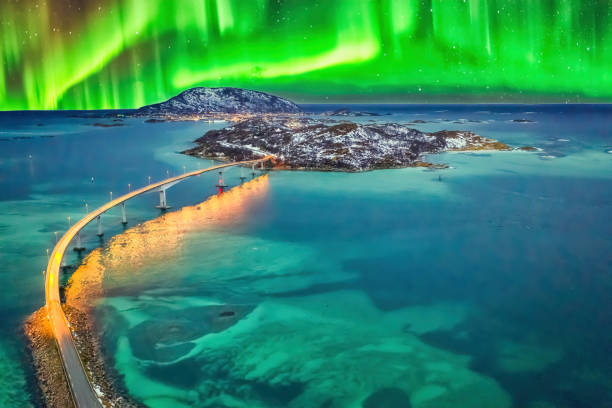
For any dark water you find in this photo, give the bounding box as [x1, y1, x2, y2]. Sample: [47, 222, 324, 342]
[0, 106, 611, 407]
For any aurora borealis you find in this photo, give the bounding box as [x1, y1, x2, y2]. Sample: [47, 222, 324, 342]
[1, 0, 611, 110]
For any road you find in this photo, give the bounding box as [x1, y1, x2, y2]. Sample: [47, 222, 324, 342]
[44, 156, 271, 407]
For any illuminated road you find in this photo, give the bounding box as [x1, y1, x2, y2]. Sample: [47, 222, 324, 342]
[44, 156, 271, 407]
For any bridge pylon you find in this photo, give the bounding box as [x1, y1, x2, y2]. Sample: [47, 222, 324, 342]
[96, 215, 103, 237]
[155, 189, 171, 210]
[121, 202, 128, 225]
[216, 171, 228, 193]
[73, 233, 85, 252]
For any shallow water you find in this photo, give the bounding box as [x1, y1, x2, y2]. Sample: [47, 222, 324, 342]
[1, 105, 611, 407]
[0, 112, 226, 405]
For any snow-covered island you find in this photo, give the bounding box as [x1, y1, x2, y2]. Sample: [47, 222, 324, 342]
[182, 117, 513, 171]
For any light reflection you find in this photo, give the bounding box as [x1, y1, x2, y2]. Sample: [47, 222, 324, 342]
[65, 175, 269, 310]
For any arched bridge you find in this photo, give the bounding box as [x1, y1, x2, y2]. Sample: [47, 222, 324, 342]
[44, 156, 272, 407]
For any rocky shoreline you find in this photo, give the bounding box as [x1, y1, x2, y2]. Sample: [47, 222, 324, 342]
[24, 309, 74, 408]
[182, 117, 519, 171]
[24, 304, 142, 408]
[63, 304, 144, 408]
[25, 261, 143, 408]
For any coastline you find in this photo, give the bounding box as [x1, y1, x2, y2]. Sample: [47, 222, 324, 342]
[180, 117, 525, 172]
[24, 309, 74, 408]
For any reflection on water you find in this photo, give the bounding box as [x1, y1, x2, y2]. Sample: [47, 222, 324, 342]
[66, 175, 269, 310]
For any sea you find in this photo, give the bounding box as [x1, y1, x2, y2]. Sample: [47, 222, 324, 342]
[0, 104, 610, 407]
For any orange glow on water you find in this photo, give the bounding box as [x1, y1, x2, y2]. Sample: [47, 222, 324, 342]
[65, 175, 269, 309]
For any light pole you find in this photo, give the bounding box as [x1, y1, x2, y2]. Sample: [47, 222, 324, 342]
[85, 203, 88, 214]
[128, 183, 131, 192]
[110, 191, 113, 201]
[67, 216, 71, 227]
[148, 176, 151, 185]
[54, 231, 58, 244]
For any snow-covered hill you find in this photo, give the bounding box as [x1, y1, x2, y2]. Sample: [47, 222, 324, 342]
[136, 87, 301, 115]
[182, 117, 512, 171]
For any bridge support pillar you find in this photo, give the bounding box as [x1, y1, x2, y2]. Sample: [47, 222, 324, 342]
[156, 189, 170, 210]
[121, 202, 127, 225]
[73, 233, 85, 252]
[216, 171, 228, 193]
[96, 215, 103, 237]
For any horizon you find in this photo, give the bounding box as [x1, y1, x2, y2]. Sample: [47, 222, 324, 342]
[2, 86, 612, 113]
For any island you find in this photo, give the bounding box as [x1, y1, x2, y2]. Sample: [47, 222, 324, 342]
[182, 117, 512, 171]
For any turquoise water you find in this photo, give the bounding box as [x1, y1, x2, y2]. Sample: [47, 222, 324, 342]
[1, 106, 611, 407]
[0, 112, 227, 406]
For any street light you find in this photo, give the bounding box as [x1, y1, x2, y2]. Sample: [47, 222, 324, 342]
[110, 191, 113, 201]
[85, 203, 88, 214]
[148, 176, 151, 185]
[67, 216, 71, 227]
[128, 183, 131, 192]
[183, 165, 186, 174]
[54, 231, 58, 243]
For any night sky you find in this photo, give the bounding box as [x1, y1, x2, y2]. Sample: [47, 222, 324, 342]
[1, 0, 610, 110]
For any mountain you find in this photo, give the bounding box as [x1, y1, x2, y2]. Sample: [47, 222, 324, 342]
[182, 117, 513, 171]
[136, 87, 301, 115]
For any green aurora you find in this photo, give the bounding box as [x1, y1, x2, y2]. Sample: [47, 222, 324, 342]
[1, 0, 611, 110]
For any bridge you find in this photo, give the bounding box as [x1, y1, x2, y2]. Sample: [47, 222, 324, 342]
[44, 156, 272, 407]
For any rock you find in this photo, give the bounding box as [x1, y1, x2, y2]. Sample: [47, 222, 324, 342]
[183, 117, 511, 171]
[512, 119, 535, 123]
[518, 146, 538, 151]
[136, 87, 301, 115]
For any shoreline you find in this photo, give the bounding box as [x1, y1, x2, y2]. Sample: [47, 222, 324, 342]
[24, 308, 75, 408]
[24, 304, 142, 408]
[180, 117, 532, 172]
[183, 146, 531, 173]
